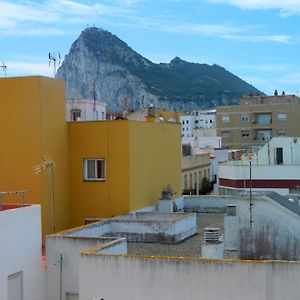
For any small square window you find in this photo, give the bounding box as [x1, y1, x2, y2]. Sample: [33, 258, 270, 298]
[241, 114, 249, 123]
[84, 159, 106, 181]
[222, 115, 230, 123]
[277, 130, 287, 136]
[241, 130, 249, 138]
[277, 113, 287, 121]
[221, 131, 230, 138]
[71, 109, 81, 121]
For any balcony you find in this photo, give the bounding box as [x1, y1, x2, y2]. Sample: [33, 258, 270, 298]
[253, 113, 272, 125]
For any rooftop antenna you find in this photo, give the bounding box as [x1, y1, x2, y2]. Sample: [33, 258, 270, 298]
[1, 62, 7, 77]
[34, 156, 56, 233]
[48, 52, 61, 77]
[93, 80, 96, 119]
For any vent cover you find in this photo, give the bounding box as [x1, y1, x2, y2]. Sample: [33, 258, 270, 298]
[204, 228, 220, 243]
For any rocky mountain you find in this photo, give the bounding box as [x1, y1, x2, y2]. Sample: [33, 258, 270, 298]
[57, 27, 261, 112]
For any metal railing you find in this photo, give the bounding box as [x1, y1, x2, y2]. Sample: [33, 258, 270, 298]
[0, 189, 30, 210]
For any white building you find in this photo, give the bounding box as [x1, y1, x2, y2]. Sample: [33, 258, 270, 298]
[194, 109, 216, 129]
[219, 137, 300, 195]
[66, 99, 107, 121]
[180, 115, 194, 137]
[183, 128, 222, 149]
[0, 204, 44, 300]
[180, 110, 216, 138]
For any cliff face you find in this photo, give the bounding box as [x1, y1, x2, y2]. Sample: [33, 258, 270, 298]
[57, 27, 261, 112]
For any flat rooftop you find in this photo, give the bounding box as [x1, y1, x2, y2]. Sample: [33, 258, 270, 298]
[128, 213, 237, 259]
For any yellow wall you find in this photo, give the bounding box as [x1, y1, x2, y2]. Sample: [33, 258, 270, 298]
[0, 76, 69, 236]
[1, 76, 182, 233]
[68, 121, 130, 227]
[39, 78, 70, 234]
[128, 121, 182, 211]
[68, 120, 182, 227]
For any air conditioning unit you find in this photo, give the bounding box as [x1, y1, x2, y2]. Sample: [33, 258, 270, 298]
[204, 228, 220, 243]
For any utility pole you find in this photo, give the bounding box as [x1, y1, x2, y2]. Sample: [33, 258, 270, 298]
[54, 253, 64, 300]
[249, 154, 253, 228]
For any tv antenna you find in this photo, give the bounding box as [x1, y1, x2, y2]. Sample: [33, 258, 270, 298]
[34, 156, 56, 233]
[48, 52, 61, 77]
[1, 62, 7, 77]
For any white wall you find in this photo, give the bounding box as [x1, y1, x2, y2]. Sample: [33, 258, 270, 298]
[236, 197, 300, 260]
[66, 99, 107, 121]
[79, 253, 300, 300]
[0, 205, 44, 300]
[46, 236, 127, 300]
[219, 164, 300, 181]
[180, 115, 194, 137]
[256, 137, 300, 165]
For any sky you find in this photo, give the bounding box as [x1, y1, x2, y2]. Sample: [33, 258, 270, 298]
[0, 0, 300, 95]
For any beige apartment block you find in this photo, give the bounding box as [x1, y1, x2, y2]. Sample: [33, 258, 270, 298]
[217, 94, 300, 151]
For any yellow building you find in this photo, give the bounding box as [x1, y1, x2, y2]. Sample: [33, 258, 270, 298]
[68, 120, 182, 227]
[0, 76, 69, 236]
[1, 76, 182, 233]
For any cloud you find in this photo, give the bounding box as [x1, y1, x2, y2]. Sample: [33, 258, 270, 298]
[5, 61, 53, 77]
[207, 0, 300, 16]
[165, 23, 241, 36]
[222, 34, 292, 43]
[0, 0, 295, 44]
[0, 0, 132, 35]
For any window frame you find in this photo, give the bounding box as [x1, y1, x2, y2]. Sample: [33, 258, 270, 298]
[71, 109, 81, 121]
[221, 115, 230, 123]
[84, 158, 106, 181]
[240, 114, 250, 123]
[241, 130, 250, 138]
[277, 113, 287, 121]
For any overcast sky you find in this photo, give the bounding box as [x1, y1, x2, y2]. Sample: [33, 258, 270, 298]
[1, 0, 300, 95]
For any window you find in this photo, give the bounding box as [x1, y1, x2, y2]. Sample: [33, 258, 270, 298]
[277, 113, 287, 121]
[256, 130, 272, 141]
[241, 130, 249, 138]
[277, 130, 287, 136]
[240, 114, 249, 123]
[257, 114, 271, 124]
[221, 131, 230, 138]
[275, 148, 283, 165]
[222, 115, 230, 123]
[71, 109, 81, 121]
[184, 175, 188, 190]
[84, 159, 106, 181]
[182, 121, 185, 125]
[187, 120, 189, 124]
